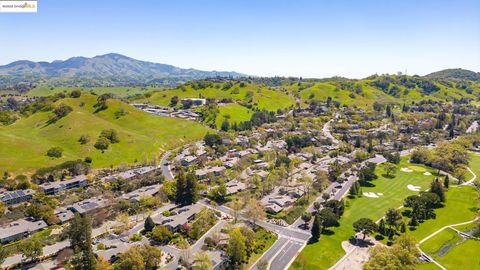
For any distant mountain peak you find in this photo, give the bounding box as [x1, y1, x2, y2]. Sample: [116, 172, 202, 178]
[0, 53, 245, 88]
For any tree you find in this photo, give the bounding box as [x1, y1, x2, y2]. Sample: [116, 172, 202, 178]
[19, 238, 43, 262]
[96, 256, 113, 270]
[175, 171, 187, 204]
[244, 198, 266, 226]
[0, 247, 8, 266]
[317, 208, 339, 229]
[140, 244, 163, 270]
[144, 216, 155, 232]
[353, 218, 378, 240]
[203, 133, 222, 147]
[67, 214, 97, 270]
[444, 175, 449, 189]
[94, 93, 111, 112]
[170, 96, 179, 106]
[301, 212, 312, 228]
[116, 246, 144, 270]
[151, 225, 173, 243]
[185, 172, 199, 205]
[231, 199, 243, 223]
[430, 178, 446, 202]
[324, 200, 344, 217]
[78, 134, 90, 144]
[94, 137, 110, 150]
[100, 129, 120, 143]
[310, 213, 321, 242]
[46, 147, 63, 158]
[227, 228, 247, 267]
[383, 162, 397, 177]
[221, 120, 230, 131]
[358, 162, 377, 185]
[378, 218, 386, 235]
[194, 251, 213, 270]
[70, 90, 82, 98]
[385, 208, 402, 233]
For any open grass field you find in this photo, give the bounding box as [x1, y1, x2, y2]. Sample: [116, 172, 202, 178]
[469, 151, 480, 177]
[134, 82, 295, 111]
[292, 158, 436, 270]
[0, 94, 211, 175]
[406, 185, 478, 241]
[419, 228, 462, 255]
[216, 103, 253, 128]
[435, 239, 480, 269]
[419, 239, 480, 270]
[26, 86, 158, 98]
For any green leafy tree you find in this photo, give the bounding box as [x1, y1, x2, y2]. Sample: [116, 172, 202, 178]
[430, 178, 446, 202]
[46, 147, 63, 158]
[383, 162, 397, 177]
[310, 213, 321, 242]
[227, 228, 247, 267]
[151, 225, 173, 243]
[385, 208, 403, 233]
[116, 246, 144, 270]
[144, 216, 155, 232]
[67, 214, 97, 270]
[19, 238, 43, 262]
[353, 218, 378, 240]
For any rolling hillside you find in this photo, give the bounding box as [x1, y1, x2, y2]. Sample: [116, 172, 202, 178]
[135, 81, 296, 112]
[0, 94, 211, 174]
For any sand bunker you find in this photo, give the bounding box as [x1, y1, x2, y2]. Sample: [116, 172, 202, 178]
[363, 192, 384, 198]
[424, 172, 432, 176]
[407, 184, 421, 191]
[401, 168, 413, 173]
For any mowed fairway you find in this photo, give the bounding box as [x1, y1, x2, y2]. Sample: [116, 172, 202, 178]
[408, 185, 478, 241]
[292, 158, 436, 270]
[216, 104, 253, 128]
[0, 94, 211, 174]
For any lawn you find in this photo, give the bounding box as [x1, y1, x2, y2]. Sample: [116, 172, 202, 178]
[419, 228, 462, 255]
[469, 151, 480, 178]
[406, 186, 478, 241]
[291, 158, 436, 270]
[0, 94, 211, 175]
[26, 86, 158, 98]
[215, 104, 253, 128]
[435, 239, 480, 269]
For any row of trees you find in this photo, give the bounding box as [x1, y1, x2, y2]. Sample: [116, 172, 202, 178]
[310, 200, 345, 242]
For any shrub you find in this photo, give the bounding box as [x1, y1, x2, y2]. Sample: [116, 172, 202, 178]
[46, 147, 63, 158]
[94, 137, 110, 150]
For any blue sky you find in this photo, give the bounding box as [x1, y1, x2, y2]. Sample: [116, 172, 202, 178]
[0, 0, 479, 78]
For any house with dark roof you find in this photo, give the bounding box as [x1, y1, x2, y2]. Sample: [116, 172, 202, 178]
[67, 197, 109, 215]
[152, 204, 202, 232]
[38, 175, 88, 195]
[0, 189, 35, 206]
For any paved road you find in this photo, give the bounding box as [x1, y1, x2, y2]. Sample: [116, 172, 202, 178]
[269, 239, 304, 270]
[160, 151, 175, 180]
[323, 120, 340, 145]
[203, 202, 310, 270]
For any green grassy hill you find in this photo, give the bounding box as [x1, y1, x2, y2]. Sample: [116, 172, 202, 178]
[216, 103, 253, 128]
[26, 85, 159, 98]
[0, 94, 211, 174]
[133, 81, 296, 111]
